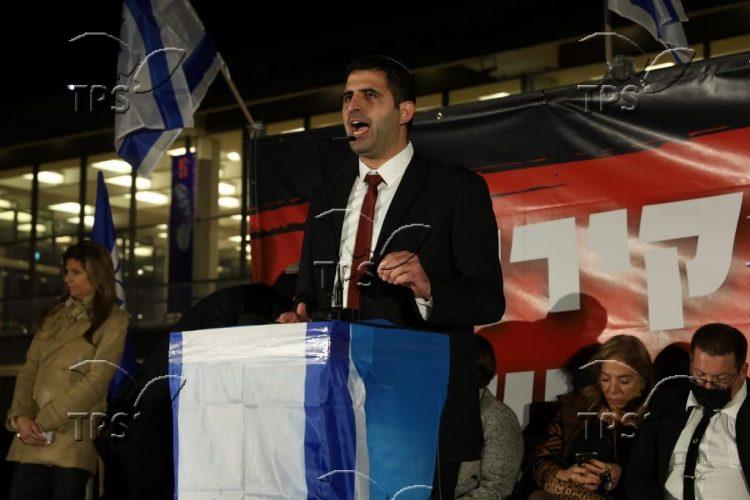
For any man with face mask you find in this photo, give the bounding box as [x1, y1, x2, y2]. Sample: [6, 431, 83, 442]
[626, 323, 750, 500]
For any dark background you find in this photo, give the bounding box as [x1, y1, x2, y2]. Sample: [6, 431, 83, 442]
[2, 0, 748, 149]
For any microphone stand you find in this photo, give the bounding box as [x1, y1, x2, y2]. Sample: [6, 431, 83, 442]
[310, 135, 359, 322]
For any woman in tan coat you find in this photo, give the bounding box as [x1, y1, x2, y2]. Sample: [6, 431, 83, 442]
[5, 241, 128, 500]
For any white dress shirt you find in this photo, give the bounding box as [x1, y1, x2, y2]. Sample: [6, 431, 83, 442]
[336, 142, 432, 319]
[665, 381, 750, 500]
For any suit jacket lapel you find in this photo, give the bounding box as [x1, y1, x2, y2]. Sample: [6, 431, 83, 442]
[324, 156, 358, 255]
[663, 409, 690, 470]
[657, 388, 692, 485]
[373, 153, 429, 258]
[657, 382, 750, 486]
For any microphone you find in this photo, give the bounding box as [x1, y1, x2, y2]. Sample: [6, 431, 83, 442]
[329, 135, 356, 143]
[310, 135, 358, 322]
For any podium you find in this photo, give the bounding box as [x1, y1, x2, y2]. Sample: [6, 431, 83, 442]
[168, 320, 450, 499]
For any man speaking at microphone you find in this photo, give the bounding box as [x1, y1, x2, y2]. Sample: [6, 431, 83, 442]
[277, 55, 504, 498]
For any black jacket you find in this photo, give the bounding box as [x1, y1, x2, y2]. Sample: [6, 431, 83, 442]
[626, 378, 750, 499]
[295, 152, 505, 461]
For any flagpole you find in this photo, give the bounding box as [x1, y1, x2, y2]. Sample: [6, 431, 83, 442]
[604, 0, 613, 62]
[220, 64, 257, 128]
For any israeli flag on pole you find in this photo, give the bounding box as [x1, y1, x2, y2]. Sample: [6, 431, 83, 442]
[92, 171, 136, 400]
[608, 0, 689, 62]
[169, 321, 450, 499]
[92, 171, 126, 307]
[115, 0, 223, 175]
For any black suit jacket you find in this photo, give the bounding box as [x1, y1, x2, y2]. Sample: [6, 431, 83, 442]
[626, 378, 750, 499]
[295, 151, 505, 462]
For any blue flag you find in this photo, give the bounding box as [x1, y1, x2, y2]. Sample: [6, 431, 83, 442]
[609, 0, 690, 62]
[115, 0, 223, 175]
[92, 171, 137, 401]
[168, 321, 450, 499]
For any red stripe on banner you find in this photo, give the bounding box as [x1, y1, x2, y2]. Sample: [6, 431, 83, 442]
[483, 127, 750, 213]
[251, 230, 305, 285]
[250, 201, 308, 235]
[481, 126, 750, 402]
[250, 202, 308, 284]
[251, 126, 750, 405]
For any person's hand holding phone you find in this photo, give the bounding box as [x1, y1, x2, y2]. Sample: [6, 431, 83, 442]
[15, 416, 47, 446]
[581, 459, 622, 491]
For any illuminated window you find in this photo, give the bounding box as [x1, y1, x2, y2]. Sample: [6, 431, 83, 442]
[311, 111, 343, 129]
[266, 119, 305, 135]
[711, 35, 750, 58]
[449, 80, 522, 105]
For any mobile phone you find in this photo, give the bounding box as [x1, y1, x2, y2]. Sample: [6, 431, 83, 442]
[575, 451, 599, 465]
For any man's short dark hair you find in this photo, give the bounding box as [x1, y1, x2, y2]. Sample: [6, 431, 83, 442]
[691, 323, 747, 368]
[345, 55, 416, 107]
[475, 335, 497, 388]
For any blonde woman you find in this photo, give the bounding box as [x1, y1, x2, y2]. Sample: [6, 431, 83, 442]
[529, 335, 655, 499]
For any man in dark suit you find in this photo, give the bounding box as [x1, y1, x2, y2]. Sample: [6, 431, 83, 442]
[626, 323, 750, 500]
[277, 55, 504, 498]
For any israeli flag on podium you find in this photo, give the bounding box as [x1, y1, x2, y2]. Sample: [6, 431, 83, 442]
[608, 0, 690, 62]
[115, 0, 223, 175]
[92, 171, 137, 401]
[169, 321, 450, 499]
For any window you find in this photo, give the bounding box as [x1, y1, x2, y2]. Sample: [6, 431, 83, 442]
[311, 112, 342, 129]
[133, 149, 173, 284]
[0, 166, 34, 306]
[531, 63, 605, 91]
[0, 166, 43, 336]
[211, 130, 246, 279]
[35, 159, 82, 289]
[0, 166, 33, 244]
[450, 80, 522, 105]
[0, 240, 35, 336]
[266, 119, 305, 135]
[711, 35, 750, 58]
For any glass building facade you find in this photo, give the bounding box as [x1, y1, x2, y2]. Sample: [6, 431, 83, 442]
[1, 29, 749, 338]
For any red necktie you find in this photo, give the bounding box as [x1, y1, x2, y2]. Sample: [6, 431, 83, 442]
[347, 173, 383, 310]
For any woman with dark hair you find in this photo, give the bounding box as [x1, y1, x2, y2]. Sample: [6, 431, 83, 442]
[5, 241, 128, 500]
[455, 335, 523, 498]
[529, 335, 655, 499]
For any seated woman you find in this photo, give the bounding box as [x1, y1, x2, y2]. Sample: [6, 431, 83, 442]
[529, 335, 654, 499]
[5, 241, 128, 500]
[455, 335, 523, 499]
